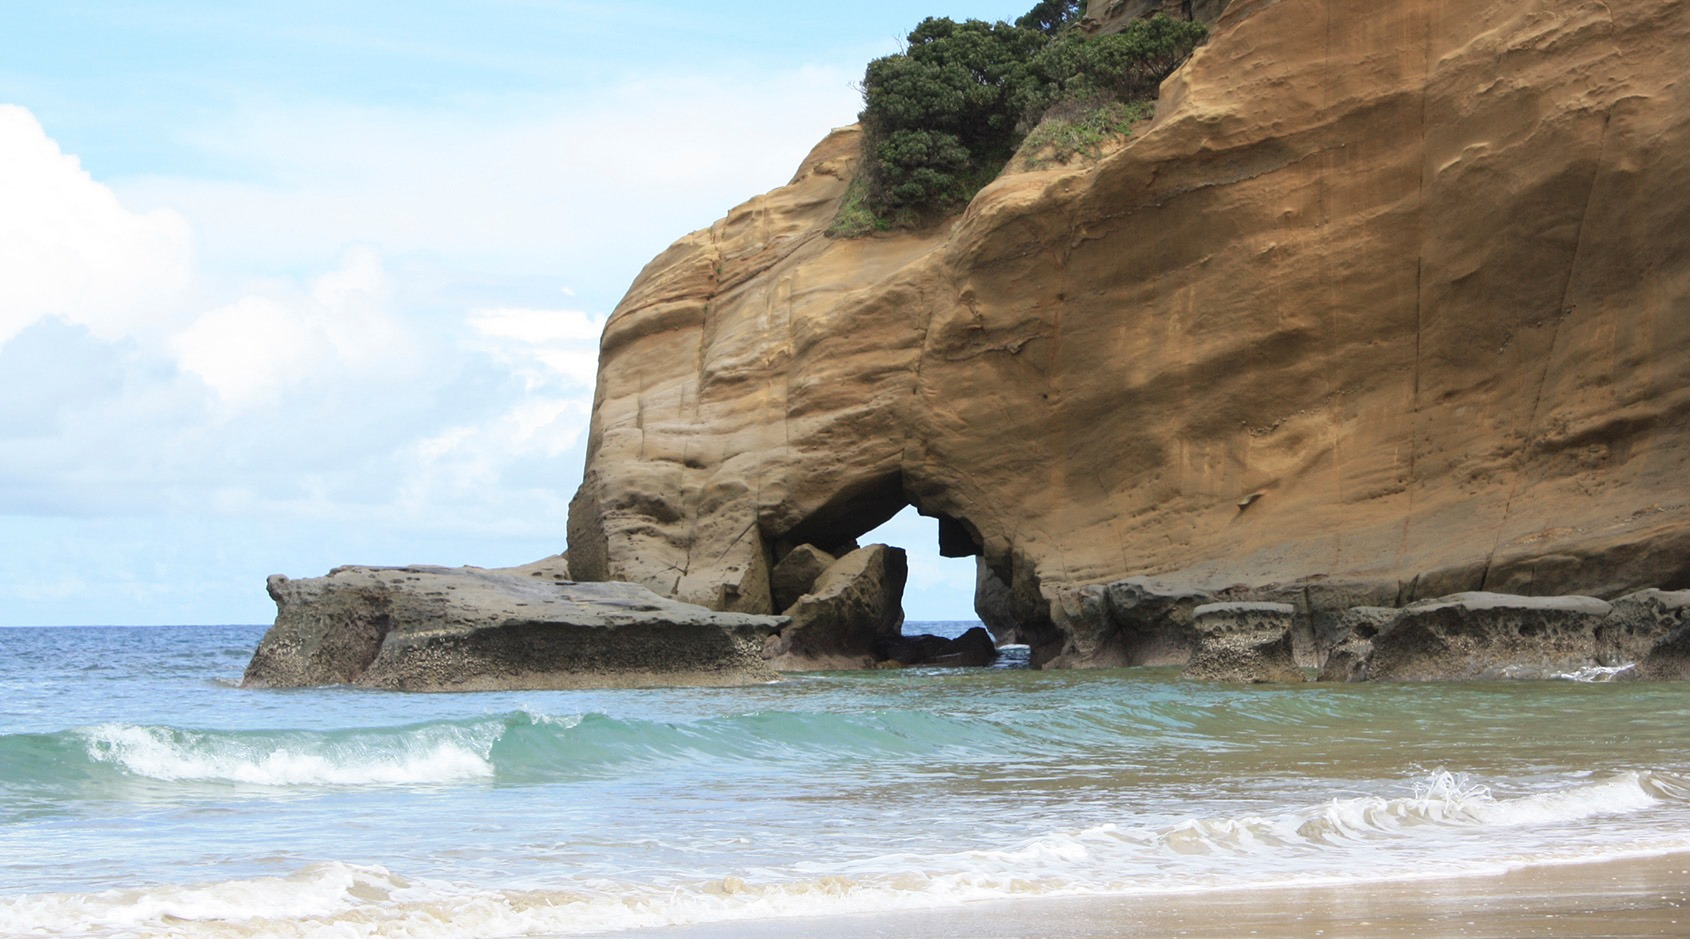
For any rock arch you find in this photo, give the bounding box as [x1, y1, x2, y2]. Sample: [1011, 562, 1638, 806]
[570, 0, 1690, 669]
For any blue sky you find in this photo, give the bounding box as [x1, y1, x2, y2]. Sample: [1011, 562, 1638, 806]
[0, 1, 1029, 626]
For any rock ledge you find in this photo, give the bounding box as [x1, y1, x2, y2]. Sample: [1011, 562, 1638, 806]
[243, 560, 784, 692]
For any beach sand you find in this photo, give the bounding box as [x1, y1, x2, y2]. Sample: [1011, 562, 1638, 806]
[597, 852, 1690, 939]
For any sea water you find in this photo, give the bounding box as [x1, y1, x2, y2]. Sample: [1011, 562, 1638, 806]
[3, 623, 1690, 937]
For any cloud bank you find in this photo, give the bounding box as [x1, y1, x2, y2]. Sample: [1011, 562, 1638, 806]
[0, 62, 873, 624]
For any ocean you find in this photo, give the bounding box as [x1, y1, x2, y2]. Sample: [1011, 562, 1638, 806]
[3, 622, 1690, 938]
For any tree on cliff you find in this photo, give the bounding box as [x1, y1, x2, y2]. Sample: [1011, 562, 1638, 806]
[1015, 0, 1086, 35]
[856, 17, 1048, 216]
[836, 10, 1207, 234]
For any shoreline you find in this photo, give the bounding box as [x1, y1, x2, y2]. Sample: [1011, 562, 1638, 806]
[591, 850, 1690, 939]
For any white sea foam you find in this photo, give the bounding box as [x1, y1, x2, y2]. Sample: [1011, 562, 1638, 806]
[1553, 663, 1637, 682]
[81, 723, 496, 787]
[7, 771, 1688, 938]
[1145, 770, 1676, 855]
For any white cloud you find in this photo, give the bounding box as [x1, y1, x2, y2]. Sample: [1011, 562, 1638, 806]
[0, 104, 195, 346]
[385, 304, 607, 512]
[111, 65, 864, 302]
[0, 56, 890, 622]
[469, 306, 604, 344]
[171, 246, 420, 407]
[1, 106, 573, 534]
[468, 306, 604, 388]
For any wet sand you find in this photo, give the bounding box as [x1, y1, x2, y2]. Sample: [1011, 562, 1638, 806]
[595, 852, 1690, 939]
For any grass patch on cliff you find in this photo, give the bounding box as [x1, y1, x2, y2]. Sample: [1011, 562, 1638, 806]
[827, 172, 898, 237]
[829, 8, 1206, 237]
[1017, 98, 1152, 169]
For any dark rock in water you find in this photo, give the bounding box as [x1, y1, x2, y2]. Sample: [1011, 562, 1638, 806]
[1367, 592, 1612, 681]
[1047, 577, 1213, 668]
[1638, 626, 1690, 680]
[878, 626, 999, 668]
[1315, 606, 1397, 682]
[761, 544, 907, 671]
[1601, 590, 1690, 669]
[1105, 578, 1215, 666]
[1182, 602, 1304, 683]
[243, 559, 784, 691]
[974, 559, 1024, 644]
[975, 558, 1065, 664]
[770, 544, 835, 613]
[1628, 591, 1690, 679]
[1319, 637, 1374, 683]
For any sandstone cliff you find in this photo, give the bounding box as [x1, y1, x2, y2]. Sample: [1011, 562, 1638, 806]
[568, 0, 1690, 667]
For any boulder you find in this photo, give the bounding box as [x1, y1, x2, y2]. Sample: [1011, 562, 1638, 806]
[1367, 592, 1613, 681]
[1046, 577, 1213, 668]
[496, 553, 573, 582]
[1598, 589, 1690, 668]
[976, 557, 1066, 665]
[243, 562, 783, 691]
[1318, 637, 1374, 684]
[878, 626, 999, 668]
[763, 544, 907, 670]
[1314, 606, 1397, 682]
[974, 559, 1024, 644]
[1637, 625, 1690, 681]
[1103, 578, 1215, 666]
[770, 544, 836, 612]
[1182, 602, 1304, 683]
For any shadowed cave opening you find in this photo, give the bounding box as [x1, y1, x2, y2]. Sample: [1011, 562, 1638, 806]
[767, 472, 1029, 669]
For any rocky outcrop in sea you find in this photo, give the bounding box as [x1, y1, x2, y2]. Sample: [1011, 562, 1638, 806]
[242, 557, 786, 691]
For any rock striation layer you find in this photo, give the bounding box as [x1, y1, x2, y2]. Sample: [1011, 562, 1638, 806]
[568, 0, 1690, 667]
[243, 560, 784, 691]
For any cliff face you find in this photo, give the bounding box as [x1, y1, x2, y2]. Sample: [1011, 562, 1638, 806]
[569, 0, 1690, 665]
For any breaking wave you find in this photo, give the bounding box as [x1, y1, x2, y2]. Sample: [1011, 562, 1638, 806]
[5, 770, 1688, 938]
[0, 706, 1084, 796]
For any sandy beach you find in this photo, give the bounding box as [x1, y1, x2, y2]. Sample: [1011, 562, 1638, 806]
[607, 852, 1690, 939]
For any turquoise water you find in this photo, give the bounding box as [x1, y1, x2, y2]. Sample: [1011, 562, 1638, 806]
[4, 623, 1690, 937]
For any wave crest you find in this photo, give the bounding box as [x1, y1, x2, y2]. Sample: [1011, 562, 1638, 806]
[81, 722, 496, 787]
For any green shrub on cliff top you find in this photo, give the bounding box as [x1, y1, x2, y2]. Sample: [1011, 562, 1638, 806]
[856, 17, 1048, 215]
[840, 9, 1206, 233]
[1015, 0, 1085, 36]
[1031, 13, 1213, 100]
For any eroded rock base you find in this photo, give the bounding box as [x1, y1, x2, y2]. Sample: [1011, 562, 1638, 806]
[1182, 602, 1304, 683]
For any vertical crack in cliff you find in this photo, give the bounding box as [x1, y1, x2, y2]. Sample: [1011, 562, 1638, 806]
[681, 224, 727, 594]
[1319, 0, 1346, 547]
[635, 379, 647, 462]
[1479, 106, 1614, 588]
[1397, 2, 1433, 571]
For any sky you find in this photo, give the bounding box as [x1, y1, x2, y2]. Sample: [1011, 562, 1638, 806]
[0, 0, 1032, 626]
